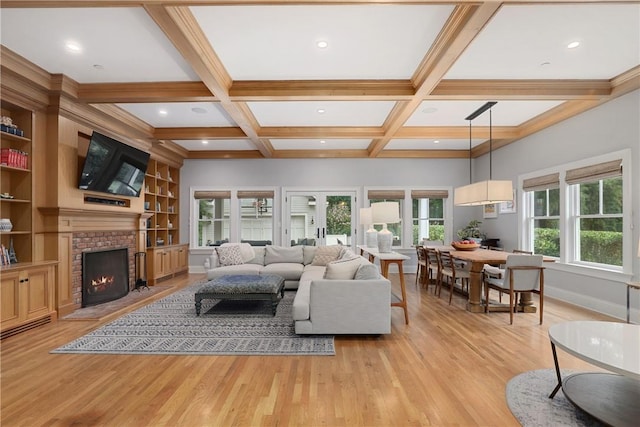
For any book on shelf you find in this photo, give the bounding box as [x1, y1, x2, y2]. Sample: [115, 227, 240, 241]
[1, 148, 28, 169]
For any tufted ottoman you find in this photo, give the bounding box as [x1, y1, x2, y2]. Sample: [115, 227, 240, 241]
[195, 274, 285, 316]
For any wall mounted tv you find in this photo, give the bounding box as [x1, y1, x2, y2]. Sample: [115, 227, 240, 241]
[79, 131, 150, 197]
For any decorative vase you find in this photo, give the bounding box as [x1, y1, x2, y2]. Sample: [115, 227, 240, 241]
[0, 218, 12, 232]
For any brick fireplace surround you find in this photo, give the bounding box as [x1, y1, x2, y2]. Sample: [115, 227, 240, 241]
[72, 231, 137, 307]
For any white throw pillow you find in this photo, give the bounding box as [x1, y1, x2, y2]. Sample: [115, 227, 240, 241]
[221, 242, 255, 263]
[323, 256, 362, 280]
[311, 245, 343, 266]
[215, 245, 245, 266]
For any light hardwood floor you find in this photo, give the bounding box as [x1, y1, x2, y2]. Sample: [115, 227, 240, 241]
[1, 272, 616, 427]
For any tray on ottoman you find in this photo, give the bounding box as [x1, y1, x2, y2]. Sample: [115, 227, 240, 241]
[195, 274, 285, 316]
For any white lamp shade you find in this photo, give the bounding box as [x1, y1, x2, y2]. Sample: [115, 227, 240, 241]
[454, 180, 513, 206]
[359, 207, 373, 227]
[371, 202, 400, 224]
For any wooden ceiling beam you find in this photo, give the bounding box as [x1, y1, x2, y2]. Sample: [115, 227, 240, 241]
[272, 150, 370, 159]
[259, 127, 384, 139]
[395, 126, 517, 139]
[78, 82, 216, 103]
[187, 150, 264, 159]
[429, 79, 612, 99]
[377, 149, 470, 159]
[154, 127, 247, 140]
[229, 80, 415, 101]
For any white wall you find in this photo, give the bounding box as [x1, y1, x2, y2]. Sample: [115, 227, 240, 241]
[180, 89, 640, 320]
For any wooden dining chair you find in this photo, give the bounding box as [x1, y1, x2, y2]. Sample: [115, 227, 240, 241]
[425, 247, 440, 292]
[437, 251, 470, 305]
[415, 245, 426, 287]
[483, 255, 545, 324]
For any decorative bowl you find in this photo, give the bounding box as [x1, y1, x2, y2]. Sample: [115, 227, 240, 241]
[451, 242, 480, 251]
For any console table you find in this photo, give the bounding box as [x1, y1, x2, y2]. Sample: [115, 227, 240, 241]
[357, 246, 410, 324]
[548, 321, 640, 427]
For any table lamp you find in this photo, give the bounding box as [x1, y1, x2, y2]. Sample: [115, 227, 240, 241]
[359, 207, 377, 248]
[371, 202, 400, 253]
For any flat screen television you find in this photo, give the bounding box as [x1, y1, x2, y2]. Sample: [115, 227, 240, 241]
[79, 131, 150, 197]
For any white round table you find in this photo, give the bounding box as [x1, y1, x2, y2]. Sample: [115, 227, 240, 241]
[548, 321, 640, 427]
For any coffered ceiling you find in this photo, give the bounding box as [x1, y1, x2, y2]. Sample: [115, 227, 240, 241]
[1, 1, 639, 160]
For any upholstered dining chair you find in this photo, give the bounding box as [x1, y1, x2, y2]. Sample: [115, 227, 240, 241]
[483, 249, 534, 302]
[483, 254, 545, 324]
[436, 251, 470, 305]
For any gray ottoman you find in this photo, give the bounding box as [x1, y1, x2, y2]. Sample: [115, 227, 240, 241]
[195, 274, 285, 316]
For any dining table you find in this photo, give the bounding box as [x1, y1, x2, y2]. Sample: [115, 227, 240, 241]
[432, 246, 555, 313]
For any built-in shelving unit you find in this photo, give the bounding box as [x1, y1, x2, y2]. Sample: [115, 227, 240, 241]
[144, 159, 179, 248]
[144, 159, 187, 284]
[0, 101, 33, 266]
[1, 101, 57, 338]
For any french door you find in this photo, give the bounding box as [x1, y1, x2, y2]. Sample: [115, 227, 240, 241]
[283, 190, 357, 247]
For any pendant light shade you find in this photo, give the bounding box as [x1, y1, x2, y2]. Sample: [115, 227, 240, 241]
[454, 180, 514, 206]
[454, 102, 514, 207]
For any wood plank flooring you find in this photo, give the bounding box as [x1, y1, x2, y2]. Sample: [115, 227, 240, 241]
[0, 272, 616, 427]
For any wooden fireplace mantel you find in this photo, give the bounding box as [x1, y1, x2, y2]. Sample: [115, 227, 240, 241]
[38, 207, 147, 233]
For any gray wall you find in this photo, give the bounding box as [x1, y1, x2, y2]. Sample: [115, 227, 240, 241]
[180, 89, 640, 320]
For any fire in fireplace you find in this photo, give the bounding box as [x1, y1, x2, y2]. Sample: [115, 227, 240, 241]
[82, 247, 130, 307]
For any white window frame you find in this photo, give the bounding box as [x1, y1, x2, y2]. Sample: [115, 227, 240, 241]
[189, 187, 278, 252]
[365, 186, 454, 248]
[519, 149, 632, 280]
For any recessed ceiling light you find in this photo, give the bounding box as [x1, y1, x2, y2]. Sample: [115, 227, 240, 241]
[316, 41, 328, 49]
[317, 108, 325, 114]
[567, 41, 580, 49]
[434, 140, 440, 144]
[92, 64, 104, 70]
[201, 140, 209, 144]
[192, 107, 207, 114]
[158, 109, 168, 116]
[422, 107, 438, 114]
[320, 140, 326, 144]
[65, 41, 82, 53]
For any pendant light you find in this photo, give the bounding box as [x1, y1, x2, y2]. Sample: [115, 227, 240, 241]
[454, 101, 513, 206]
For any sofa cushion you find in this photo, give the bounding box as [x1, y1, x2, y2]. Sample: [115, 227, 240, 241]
[215, 245, 244, 266]
[247, 247, 266, 265]
[264, 245, 303, 265]
[324, 256, 362, 280]
[261, 263, 304, 280]
[311, 245, 343, 266]
[354, 262, 380, 280]
[221, 242, 255, 263]
[303, 246, 318, 265]
[207, 264, 262, 279]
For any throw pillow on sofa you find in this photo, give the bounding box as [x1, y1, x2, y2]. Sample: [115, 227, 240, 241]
[354, 263, 380, 280]
[216, 245, 245, 266]
[221, 242, 255, 263]
[311, 245, 343, 266]
[323, 256, 362, 280]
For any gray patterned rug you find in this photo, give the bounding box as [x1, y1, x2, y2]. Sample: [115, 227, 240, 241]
[52, 283, 335, 356]
[506, 369, 605, 427]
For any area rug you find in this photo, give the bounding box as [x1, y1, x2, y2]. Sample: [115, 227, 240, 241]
[51, 283, 335, 356]
[506, 369, 605, 427]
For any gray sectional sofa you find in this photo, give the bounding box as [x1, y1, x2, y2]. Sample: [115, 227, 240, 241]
[206, 243, 391, 335]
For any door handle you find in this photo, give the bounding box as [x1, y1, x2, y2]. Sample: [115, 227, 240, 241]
[316, 228, 320, 238]
[322, 227, 326, 238]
